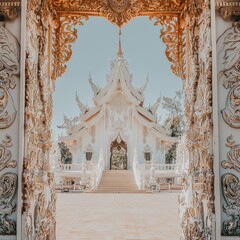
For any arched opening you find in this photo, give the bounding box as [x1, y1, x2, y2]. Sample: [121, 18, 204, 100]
[20, 1, 215, 239]
[110, 137, 128, 170]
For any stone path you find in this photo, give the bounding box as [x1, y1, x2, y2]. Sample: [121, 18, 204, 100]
[56, 192, 180, 240]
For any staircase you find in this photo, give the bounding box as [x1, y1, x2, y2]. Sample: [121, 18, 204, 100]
[90, 170, 146, 193]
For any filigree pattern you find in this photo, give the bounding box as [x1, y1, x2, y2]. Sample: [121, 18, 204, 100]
[218, 21, 240, 128]
[52, 15, 88, 80]
[222, 135, 240, 172]
[150, 15, 184, 78]
[0, 135, 16, 171]
[0, 0, 21, 21]
[50, 0, 184, 80]
[222, 173, 240, 236]
[216, 0, 240, 20]
[0, 172, 17, 235]
[24, 0, 57, 239]
[0, 23, 19, 128]
[178, 1, 214, 239]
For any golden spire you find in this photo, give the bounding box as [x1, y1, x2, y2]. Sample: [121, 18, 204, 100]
[117, 28, 123, 58]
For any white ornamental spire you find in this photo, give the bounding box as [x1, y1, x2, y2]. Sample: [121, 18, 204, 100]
[76, 92, 89, 114]
[88, 73, 100, 95]
[117, 28, 123, 58]
[149, 95, 161, 115]
[138, 74, 149, 95]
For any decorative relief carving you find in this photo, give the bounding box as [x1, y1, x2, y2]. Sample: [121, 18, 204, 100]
[51, 0, 184, 80]
[0, 135, 16, 171]
[150, 15, 185, 78]
[178, 0, 214, 239]
[0, 22, 19, 129]
[52, 16, 88, 80]
[222, 135, 240, 172]
[0, 172, 17, 235]
[24, 0, 56, 239]
[222, 84, 240, 128]
[99, 0, 143, 27]
[0, 0, 21, 21]
[216, 0, 240, 20]
[221, 173, 240, 236]
[218, 21, 240, 128]
[52, 0, 181, 27]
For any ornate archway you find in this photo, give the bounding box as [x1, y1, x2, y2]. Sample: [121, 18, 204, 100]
[4, 0, 240, 239]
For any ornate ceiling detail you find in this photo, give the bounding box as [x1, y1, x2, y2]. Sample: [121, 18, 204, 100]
[0, 0, 21, 21]
[216, 0, 240, 20]
[50, 0, 185, 80]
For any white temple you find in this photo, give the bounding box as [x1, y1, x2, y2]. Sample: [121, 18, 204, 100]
[58, 33, 177, 171]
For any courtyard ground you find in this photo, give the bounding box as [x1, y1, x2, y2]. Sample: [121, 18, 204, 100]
[56, 192, 180, 240]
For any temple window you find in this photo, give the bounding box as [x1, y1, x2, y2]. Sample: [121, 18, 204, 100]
[86, 152, 92, 161]
[144, 152, 151, 162]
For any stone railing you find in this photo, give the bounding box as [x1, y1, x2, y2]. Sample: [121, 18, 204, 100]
[133, 162, 184, 190]
[59, 163, 83, 171]
[55, 156, 104, 191]
[143, 163, 183, 174]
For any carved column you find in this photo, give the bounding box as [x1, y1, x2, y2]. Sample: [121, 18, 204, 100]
[214, 2, 240, 237]
[178, 0, 215, 239]
[22, 0, 56, 239]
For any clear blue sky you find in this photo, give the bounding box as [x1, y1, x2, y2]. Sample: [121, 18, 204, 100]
[52, 17, 182, 138]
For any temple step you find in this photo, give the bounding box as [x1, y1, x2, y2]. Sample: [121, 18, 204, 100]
[88, 170, 146, 193]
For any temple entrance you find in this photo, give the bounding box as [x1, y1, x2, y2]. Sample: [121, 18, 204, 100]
[110, 139, 127, 170]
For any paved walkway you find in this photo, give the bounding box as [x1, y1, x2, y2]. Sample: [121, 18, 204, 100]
[56, 193, 180, 240]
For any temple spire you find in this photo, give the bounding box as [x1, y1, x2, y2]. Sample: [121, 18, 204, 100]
[117, 28, 123, 58]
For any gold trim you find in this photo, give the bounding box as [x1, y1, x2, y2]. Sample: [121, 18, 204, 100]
[50, 0, 185, 80]
[0, 0, 21, 21]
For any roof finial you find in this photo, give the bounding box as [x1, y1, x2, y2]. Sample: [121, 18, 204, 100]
[117, 28, 123, 58]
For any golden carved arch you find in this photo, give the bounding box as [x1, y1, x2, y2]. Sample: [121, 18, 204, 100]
[49, 0, 186, 80]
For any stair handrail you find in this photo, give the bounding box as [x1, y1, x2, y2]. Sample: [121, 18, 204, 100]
[133, 149, 142, 189]
[91, 149, 105, 190]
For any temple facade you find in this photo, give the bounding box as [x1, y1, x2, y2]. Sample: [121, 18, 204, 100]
[58, 42, 176, 170]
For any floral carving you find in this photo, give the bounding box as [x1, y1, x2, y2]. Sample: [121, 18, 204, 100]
[50, 0, 184, 80]
[0, 135, 16, 171]
[98, 0, 143, 27]
[218, 21, 240, 128]
[0, 0, 21, 21]
[150, 15, 185, 78]
[222, 173, 240, 236]
[0, 172, 17, 235]
[52, 15, 88, 80]
[0, 22, 19, 129]
[222, 135, 240, 172]
[216, 0, 240, 20]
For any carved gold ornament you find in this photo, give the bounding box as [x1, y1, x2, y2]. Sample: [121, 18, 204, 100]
[216, 0, 240, 20]
[0, 0, 21, 21]
[50, 0, 184, 80]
